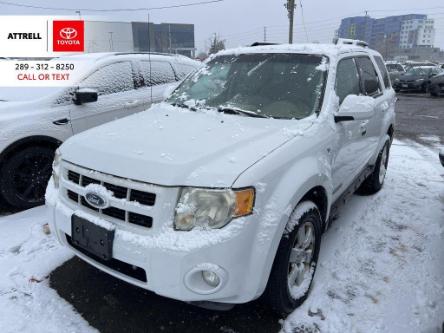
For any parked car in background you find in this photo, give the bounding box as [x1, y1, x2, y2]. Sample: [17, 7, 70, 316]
[47, 40, 395, 315]
[0, 52, 201, 209]
[429, 72, 444, 97]
[393, 66, 443, 92]
[403, 61, 437, 71]
[385, 62, 405, 83]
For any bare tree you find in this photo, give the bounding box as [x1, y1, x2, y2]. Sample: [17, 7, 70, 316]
[208, 34, 226, 55]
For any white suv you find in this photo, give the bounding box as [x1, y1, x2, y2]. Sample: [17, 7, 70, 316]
[0, 53, 200, 209]
[47, 41, 395, 315]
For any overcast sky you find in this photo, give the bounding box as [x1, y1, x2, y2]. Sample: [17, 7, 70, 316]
[1, 0, 443, 52]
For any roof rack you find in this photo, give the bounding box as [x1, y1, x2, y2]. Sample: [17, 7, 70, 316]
[333, 38, 368, 48]
[114, 51, 186, 57]
[250, 42, 279, 47]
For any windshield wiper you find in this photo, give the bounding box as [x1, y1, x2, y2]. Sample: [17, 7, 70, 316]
[170, 102, 196, 111]
[217, 106, 268, 118]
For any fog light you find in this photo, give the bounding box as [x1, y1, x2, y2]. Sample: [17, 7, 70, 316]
[202, 270, 220, 287]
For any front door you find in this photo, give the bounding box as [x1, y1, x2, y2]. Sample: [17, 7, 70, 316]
[69, 61, 149, 134]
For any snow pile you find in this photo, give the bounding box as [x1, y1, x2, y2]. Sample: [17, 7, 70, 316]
[282, 141, 444, 333]
[0, 207, 95, 333]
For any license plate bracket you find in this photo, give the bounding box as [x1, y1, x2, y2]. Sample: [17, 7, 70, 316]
[71, 215, 114, 261]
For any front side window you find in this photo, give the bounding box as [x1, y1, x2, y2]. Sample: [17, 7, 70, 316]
[167, 53, 328, 119]
[355, 57, 382, 97]
[335, 58, 361, 104]
[174, 63, 198, 80]
[80, 61, 134, 95]
[140, 61, 176, 86]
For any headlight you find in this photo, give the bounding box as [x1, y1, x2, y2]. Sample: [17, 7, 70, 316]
[174, 187, 255, 231]
[415, 78, 425, 83]
[52, 148, 61, 188]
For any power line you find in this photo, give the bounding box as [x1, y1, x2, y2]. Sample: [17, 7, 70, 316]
[0, 0, 224, 12]
[299, 0, 309, 42]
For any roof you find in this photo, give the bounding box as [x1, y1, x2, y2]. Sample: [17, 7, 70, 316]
[55, 52, 197, 65]
[212, 43, 377, 60]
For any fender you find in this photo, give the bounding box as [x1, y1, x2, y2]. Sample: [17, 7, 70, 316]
[233, 146, 332, 301]
[0, 135, 62, 165]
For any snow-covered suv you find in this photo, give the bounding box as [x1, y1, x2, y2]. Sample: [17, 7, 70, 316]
[47, 40, 395, 315]
[0, 53, 200, 209]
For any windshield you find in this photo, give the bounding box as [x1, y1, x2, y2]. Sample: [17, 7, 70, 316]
[167, 53, 328, 119]
[406, 67, 434, 76]
[386, 64, 404, 72]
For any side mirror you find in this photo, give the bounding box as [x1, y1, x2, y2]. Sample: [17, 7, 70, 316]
[335, 95, 376, 123]
[73, 88, 98, 105]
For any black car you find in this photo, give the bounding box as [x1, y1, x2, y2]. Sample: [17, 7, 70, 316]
[429, 72, 444, 97]
[393, 66, 443, 93]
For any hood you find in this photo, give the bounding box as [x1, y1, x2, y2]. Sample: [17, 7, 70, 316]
[61, 103, 314, 187]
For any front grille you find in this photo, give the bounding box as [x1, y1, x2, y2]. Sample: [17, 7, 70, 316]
[81, 175, 100, 187]
[68, 171, 80, 184]
[129, 213, 153, 228]
[67, 190, 79, 202]
[66, 234, 147, 282]
[130, 189, 156, 206]
[103, 207, 126, 220]
[64, 169, 155, 228]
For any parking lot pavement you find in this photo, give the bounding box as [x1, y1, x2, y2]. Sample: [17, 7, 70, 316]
[395, 93, 444, 147]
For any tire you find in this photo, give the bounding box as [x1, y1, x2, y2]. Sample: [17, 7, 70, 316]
[265, 201, 322, 316]
[0, 146, 55, 209]
[357, 141, 390, 195]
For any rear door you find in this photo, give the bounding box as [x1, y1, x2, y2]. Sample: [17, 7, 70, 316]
[69, 60, 148, 134]
[139, 60, 178, 104]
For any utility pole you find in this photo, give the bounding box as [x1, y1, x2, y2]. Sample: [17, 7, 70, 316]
[264, 26, 267, 42]
[285, 0, 296, 44]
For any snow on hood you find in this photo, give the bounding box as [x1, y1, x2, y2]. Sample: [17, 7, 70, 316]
[60, 103, 315, 188]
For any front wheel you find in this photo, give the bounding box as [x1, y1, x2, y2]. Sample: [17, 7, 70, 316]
[265, 201, 322, 316]
[357, 141, 390, 195]
[0, 146, 55, 209]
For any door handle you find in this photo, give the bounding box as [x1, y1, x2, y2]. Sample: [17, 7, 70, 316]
[53, 118, 70, 125]
[359, 121, 367, 136]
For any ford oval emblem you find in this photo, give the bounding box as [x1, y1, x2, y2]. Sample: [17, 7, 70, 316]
[85, 192, 108, 209]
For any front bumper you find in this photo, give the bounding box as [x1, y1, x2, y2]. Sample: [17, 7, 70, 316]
[47, 175, 262, 304]
[393, 81, 424, 91]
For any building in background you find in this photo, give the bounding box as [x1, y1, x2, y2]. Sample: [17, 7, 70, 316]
[132, 22, 195, 57]
[337, 14, 443, 61]
[400, 18, 435, 49]
[84, 21, 195, 58]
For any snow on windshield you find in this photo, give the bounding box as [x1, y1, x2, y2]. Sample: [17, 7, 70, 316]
[167, 53, 328, 120]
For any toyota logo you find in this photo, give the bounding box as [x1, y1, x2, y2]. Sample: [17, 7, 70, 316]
[84, 192, 109, 209]
[59, 27, 78, 40]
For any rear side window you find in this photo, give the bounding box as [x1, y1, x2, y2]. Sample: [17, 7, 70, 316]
[140, 61, 176, 86]
[355, 57, 382, 97]
[174, 63, 197, 80]
[335, 58, 361, 104]
[374, 56, 391, 89]
[81, 62, 134, 96]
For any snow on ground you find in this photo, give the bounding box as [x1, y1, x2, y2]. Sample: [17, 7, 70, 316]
[0, 140, 442, 333]
[0, 208, 95, 333]
[283, 141, 444, 333]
